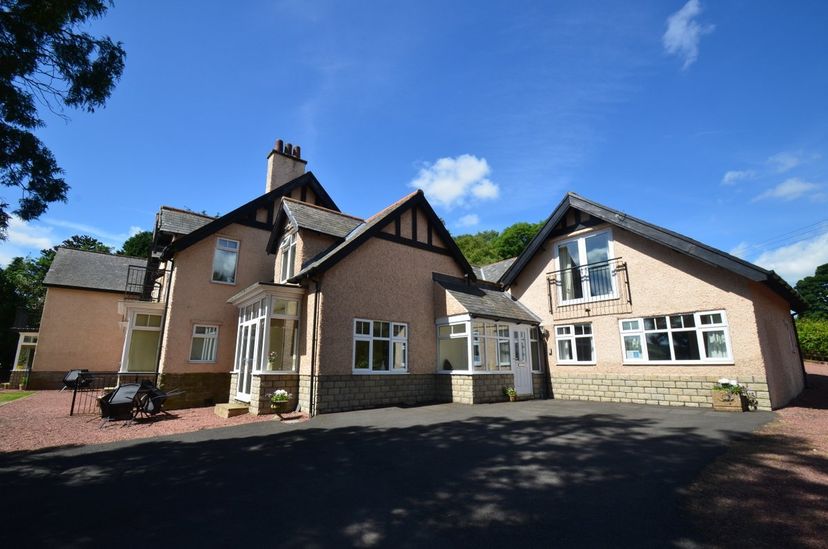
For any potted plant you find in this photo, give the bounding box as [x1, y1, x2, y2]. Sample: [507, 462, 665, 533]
[267, 389, 292, 411]
[711, 378, 756, 412]
[503, 386, 517, 402]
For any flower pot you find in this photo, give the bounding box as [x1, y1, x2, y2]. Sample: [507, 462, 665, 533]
[270, 400, 290, 410]
[508, 394, 516, 402]
[712, 390, 748, 412]
[19, 384, 25, 391]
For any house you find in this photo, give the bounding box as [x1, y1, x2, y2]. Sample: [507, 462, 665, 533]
[21, 139, 805, 414]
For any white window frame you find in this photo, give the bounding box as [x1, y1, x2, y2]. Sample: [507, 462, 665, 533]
[467, 320, 513, 373]
[121, 311, 163, 373]
[352, 318, 408, 374]
[554, 228, 617, 305]
[189, 324, 219, 363]
[211, 237, 239, 285]
[555, 323, 596, 365]
[279, 232, 297, 283]
[619, 310, 734, 365]
[13, 332, 38, 371]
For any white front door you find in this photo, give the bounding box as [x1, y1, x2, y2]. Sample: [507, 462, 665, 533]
[236, 322, 256, 402]
[512, 327, 532, 396]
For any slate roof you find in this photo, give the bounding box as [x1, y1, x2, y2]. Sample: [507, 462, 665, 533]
[44, 248, 147, 293]
[282, 198, 363, 238]
[473, 257, 516, 282]
[499, 192, 807, 312]
[434, 273, 541, 324]
[157, 207, 215, 235]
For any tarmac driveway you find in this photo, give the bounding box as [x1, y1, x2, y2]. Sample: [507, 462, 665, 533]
[0, 400, 771, 548]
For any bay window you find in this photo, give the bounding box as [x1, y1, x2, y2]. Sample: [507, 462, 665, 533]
[353, 319, 408, 373]
[555, 323, 595, 364]
[620, 310, 732, 363]
[438, 322, 469, 372]
[470, 321, 513, 372]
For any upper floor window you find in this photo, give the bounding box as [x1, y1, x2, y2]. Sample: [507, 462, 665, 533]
[556, 230, 615, 303]
[619, 310, 732, 364]
[279, 233, 296, 283]
[212, 238, 239, 284]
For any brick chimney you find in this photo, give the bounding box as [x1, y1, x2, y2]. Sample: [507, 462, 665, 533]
[266, 138, 307, 193]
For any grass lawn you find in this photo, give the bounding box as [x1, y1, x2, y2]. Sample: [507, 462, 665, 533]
[0, 391, 35, 405]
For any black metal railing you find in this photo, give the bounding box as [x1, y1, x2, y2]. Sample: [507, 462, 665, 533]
[546, 257, 632, 320]
[69, 372, 158, 416]
[124, 264, 168, 302]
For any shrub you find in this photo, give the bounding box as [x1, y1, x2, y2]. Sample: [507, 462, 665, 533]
[796, 318, 828, 360]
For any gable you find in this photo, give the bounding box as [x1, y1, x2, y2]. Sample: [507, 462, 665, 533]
[500, 192, 806, 312]
[160, 172, 337, 260]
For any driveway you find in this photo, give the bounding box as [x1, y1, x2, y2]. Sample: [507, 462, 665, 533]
[0, 400, 771, 548]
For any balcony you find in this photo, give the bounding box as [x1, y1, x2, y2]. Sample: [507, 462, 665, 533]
[124, 264, 168, 302]
[545, 257, 632, 320]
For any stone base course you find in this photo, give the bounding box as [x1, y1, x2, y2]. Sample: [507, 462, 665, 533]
[249, 374, 300, 415]
[435, 374, 519, 404]
[550, 372, 771, 411]
[314, 374, 439, 414]
[157, 372, 231, 410]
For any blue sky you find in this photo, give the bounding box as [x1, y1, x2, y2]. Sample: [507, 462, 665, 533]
[2, 0, 827, 283]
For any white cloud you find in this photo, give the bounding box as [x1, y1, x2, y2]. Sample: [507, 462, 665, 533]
[721, 170, 756, 185]
[409, 154, 500, 209]
[729, 242, 750, 259]
[754, 231, 828, 284]
[6, 216, 54, 250]
[767, 151, 802, 173]
[663, 0, 714, 69]
[456, 214, 480, 228]
[41, 218, 142, 247]
[128, 226, 143, 237]
[753, 178, 820, 202]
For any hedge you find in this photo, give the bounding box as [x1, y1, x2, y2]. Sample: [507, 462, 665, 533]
[796, 318, 828, 361]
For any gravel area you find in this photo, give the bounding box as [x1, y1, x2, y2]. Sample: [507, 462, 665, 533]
[687, 361, 828, 548]
[0, 390, 300, 453]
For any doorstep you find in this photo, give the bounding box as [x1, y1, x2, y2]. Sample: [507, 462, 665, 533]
[214, 402, 249, 418]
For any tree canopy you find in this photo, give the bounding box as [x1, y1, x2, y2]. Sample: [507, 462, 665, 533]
[117, 230, 152, 257]
[0, 0, 125, 238]
[454, 221, 544, 266]
[795, 263, 828, 320]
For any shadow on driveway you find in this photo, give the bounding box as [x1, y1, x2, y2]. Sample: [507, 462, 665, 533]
[0, 401, 771, 548]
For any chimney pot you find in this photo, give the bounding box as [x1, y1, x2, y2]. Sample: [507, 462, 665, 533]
[275, 139, 284, 153]
[265, 137, 306, 193]
[293, 145, 301, 159]
[284, 143, 293, 156]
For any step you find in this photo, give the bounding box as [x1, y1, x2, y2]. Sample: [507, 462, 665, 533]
[214, 402, 249, 418]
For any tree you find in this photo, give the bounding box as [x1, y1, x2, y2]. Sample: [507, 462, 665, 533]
[0, 0, 126, 238]
[117, 230, 152, 257]
[494, 221, 543, 259]
[795, 263, 828, 320]
[454, 230, 500, 266]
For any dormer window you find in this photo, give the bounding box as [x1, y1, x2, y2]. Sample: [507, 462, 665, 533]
[212, 238, 239, 284]
[279, 233, 297, 283]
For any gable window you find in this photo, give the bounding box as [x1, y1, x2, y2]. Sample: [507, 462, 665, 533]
[353, 319, 408, 373]
[212, 238, 239, 284]
[189, 325, 218, 362]
[556, 230, 615, 303]
[279, 233, 297, 282]
[555, 323, 595, 364]
[619, 310, 732, 364]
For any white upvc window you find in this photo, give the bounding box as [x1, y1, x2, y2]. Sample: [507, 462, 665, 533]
[619, 310, 733, 364]
[13, 332, 38, 371]
[279, 233, 297, 283]
[353, 319, 408, 373]
[530, 328, 541, 372]
[469, 321, 513, 372]
[555, 323, 595, 364]
[189, 325, 219, 362]
[212, 237, 239, 284]
[122, 312, 163, 373]
[555, 229, 616, 304]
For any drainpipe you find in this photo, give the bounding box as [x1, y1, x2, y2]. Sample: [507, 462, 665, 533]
[154, 258, 174, 387]
[309, 277, 322, 417]
[540, 326, 552, 399]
